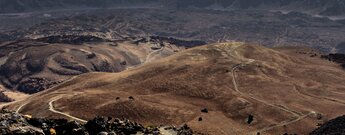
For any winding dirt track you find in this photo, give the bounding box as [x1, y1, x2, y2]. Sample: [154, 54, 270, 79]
[15, 102, 27, 113]
[293, 85, 345, 105]
[231, 64, 300, 117]
[223, 44, 317, 134]
[126, 46, 165, 71]
[12, 76, 88, 123]
[12, 93, 88, 123]
[11, 47, 166, 125]
[144, 46, 165, 63]
[48, 96, 88, 123]
[231, 64, 316, 134]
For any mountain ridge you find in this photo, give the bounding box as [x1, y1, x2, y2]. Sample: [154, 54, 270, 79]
[1, 0, 345, 16]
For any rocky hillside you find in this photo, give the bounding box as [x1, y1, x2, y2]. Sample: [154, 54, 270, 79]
[0, 36, 204, 94]
[0, 109, 194, 135]
[1, 0, 345, 16]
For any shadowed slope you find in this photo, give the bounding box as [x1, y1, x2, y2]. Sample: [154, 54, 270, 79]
[0, 37, 192, 93]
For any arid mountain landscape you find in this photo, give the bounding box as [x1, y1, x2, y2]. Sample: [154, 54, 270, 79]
[0, 1, 345, 135]
[2, 8, 345, 54]
[3, 42, 345, 135]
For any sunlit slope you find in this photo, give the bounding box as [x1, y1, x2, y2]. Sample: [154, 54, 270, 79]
[9, 42, 345, 135]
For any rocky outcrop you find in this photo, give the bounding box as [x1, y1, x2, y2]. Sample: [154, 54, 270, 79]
[0, 109, 194, 135]
[310, 115, 345, 135]
[0, 91, 14, 102]
[36, 35, 108, 45]
[321, 53, 345, 69]
[0, 109, 45, 135]
[17, 78, 59, 94]
[133, 36, 207, 48]
[149, 36, 207, 48]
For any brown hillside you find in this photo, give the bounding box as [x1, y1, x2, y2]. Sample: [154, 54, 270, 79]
[7, 42, 345, 135]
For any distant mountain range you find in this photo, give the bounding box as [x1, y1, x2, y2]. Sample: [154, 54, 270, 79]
[0, 0, 163, 13]
[1, 0, 345, 16]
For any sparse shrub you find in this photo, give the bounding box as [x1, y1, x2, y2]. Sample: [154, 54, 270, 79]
[201, 108, 208, 113]
[247, 115, 254, 124]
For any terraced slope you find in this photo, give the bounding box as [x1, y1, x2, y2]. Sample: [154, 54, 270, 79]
[7, 42, 345, 135]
